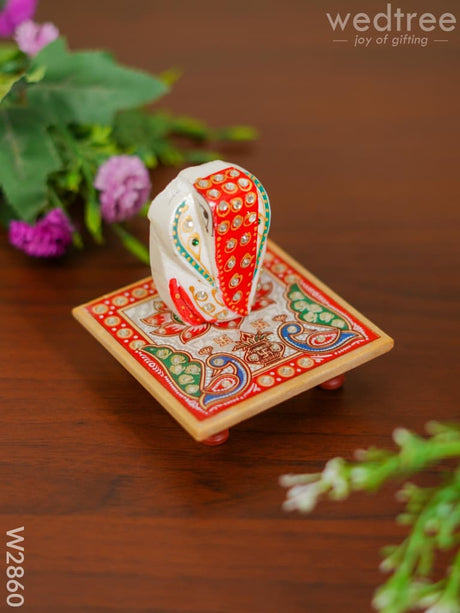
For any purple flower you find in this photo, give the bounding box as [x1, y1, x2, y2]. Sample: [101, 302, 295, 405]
[0, 0, 37, 37]
[9, 208, 73, 258]
[14, 19, 59, 56]
[94, 155, 151, 223]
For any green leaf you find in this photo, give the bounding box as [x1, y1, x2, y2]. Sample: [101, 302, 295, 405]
[0, 108, 62, 221]
[113, 110, 189, 165]
[113, 109, 169, 148]
[169, 115, 210, 140]
[184, 149, 221, 164]
[28, 38, 169, 126]
[158, 67, 182, 86]
[154, 141, 185, 166]
[111, 223, 149, 264]
[0, 72, 23, 103]
[26, 64, 46, 84]
[0, 50, 29, 78]
[213, 125, 258, 141]
[0, 191, 17, 227]
[0, 44, 19, 64]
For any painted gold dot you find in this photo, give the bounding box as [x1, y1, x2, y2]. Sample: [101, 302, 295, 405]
[132, 288, 147, 298]
[113, 296, 128, 306]
[130, 340, 145, 350]
[226, 257, 236, 270]
[297, 357, 314, 369]
[178, 374, 194, 384]
[186, 384, 199, 394]
[232, 216, 243, 229]
[207, 188, 220, 199]
[105, 316, 120, 326]
[231, 198, 243, 211]
[257, 375, 274, 387]
[223, 182, 237, 193]
[117, 328, 132, 338]
[278, 366, 294, 378]
[92, 304, 108, 314]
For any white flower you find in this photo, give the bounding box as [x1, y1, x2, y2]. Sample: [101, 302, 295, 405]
[425, 599, 460, 613]
[393, 427, 411, 445]
[322, 458, 350, 499]
[282, 482, 322, 513]
[372, 584, 397, 609]
[279, 473, 320, 487]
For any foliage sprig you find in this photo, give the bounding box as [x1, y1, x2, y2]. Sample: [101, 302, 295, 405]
[281, 422, 460, 613]
[0, 10, 256, 261]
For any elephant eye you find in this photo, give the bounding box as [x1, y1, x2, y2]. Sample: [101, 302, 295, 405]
[192, 238, 199, 246]
[198, 203, 211, 233]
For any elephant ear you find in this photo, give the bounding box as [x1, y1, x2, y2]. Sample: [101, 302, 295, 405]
[193, 167, 261, 316]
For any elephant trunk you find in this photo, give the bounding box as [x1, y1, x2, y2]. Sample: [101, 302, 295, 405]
[193, 167, 259, 316]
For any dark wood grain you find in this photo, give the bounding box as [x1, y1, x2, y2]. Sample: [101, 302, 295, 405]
[1, 1, 459, 611]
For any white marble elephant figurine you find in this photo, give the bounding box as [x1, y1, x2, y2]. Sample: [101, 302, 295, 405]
[148, 160, 271, 325]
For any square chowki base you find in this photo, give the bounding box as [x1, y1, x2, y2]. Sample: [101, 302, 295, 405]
[72, 240, 393, 442]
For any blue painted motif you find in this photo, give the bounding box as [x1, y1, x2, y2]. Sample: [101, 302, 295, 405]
[280, 322, 358, 353]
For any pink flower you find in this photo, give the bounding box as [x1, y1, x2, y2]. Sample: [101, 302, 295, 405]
[94, 155, 151, 223]
[14, 19, 59, 56]
[0, 0, 37, 37]
[9, 208, 73, 258]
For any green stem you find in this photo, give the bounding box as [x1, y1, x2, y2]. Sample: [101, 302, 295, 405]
[48, 183, 84, 248]
[378, 479, 460, 611]
[443, 544, 460, 602]
[111, 223, 149, 265]
[357, 441, 460, 490]
[47, 183, 63, 210]
[56, 125, 103, 243]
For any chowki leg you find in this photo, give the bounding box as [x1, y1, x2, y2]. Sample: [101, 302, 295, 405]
[318, 374, 345, 391]
[201, 429, 230, 446]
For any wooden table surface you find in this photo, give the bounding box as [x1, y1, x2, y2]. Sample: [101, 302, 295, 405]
[2, 1, 459, 611]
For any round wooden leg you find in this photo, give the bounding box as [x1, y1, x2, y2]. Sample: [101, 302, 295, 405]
[319, 374, 345, 391]
[201, 429, 230, 446]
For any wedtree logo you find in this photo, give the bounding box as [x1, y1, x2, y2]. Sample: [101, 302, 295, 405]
[326, 3, 456, 47]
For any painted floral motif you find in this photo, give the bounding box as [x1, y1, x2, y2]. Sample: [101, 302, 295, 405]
[79, 244, 388, 425]
[141, 281, 275, 343]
